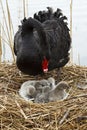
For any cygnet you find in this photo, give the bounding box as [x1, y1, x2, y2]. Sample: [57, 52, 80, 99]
[47, 77, 56, 90]
[19, 81, 36, 101]
[48, 81, 69, 101]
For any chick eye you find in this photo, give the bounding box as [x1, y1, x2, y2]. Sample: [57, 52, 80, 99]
[41, 84, 44, 87]
[50, 83, 52, 87]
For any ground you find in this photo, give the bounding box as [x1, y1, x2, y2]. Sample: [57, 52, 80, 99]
[0, 63, 87, 130]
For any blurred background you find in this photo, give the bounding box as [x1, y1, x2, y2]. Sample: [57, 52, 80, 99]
[0, 0, 87, 66]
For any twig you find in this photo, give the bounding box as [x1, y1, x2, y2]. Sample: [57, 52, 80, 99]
[15, 100, 27, 119]
[76, 116, 87, 122]
[0, 77, 21, 86]
[27, 113, 42, 119]
[59, 109, 70, 125]
[66, 94, 87, 101]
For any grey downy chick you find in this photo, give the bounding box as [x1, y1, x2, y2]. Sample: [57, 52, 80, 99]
[48, 81, 69, 101]
[34, 79, 51, 93]
[47, 77, 56, 90]
[34, 79, 50, 103]
[34, 77, 56, 103]
[19, 81, 36, 101]
[34, 92, 49, 103]
[19, 79, 50, 102]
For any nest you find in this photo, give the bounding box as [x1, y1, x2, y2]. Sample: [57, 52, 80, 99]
[0, 63, 87, 130]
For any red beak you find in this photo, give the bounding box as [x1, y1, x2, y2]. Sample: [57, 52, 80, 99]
[42, 57, 49, 73]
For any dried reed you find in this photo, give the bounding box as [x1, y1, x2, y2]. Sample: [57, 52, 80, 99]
[0, 64, 87, 130]
[0, 0, 15, 62]
[0, 24, 2, 63]
[6, 0, 15, 61]
[70, 0, 73, 63]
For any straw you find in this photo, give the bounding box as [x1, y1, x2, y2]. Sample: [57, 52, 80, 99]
[0, 63, 87, 129]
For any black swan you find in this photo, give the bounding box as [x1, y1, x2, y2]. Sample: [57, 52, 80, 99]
[14, 7, 71, 75]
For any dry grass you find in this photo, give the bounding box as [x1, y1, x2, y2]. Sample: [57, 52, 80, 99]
[0, 24, 2, 63]
[0, 63, 87, 130]
[0, 0, 15, 62]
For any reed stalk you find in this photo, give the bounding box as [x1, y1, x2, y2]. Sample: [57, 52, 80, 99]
[0, 0, 29, 63]
[0, 0, 15, 62]
[23, 0, 26, 18]
[78, 53, 80, 66]
[6, 0, 15, 62]
[0, 22, 9, 43]
[23, 0, 28, 18]
[0, 24, 2, 63]
[70, 0, 73, 63]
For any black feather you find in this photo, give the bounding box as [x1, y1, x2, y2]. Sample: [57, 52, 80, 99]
[14, 7, 71, 75]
